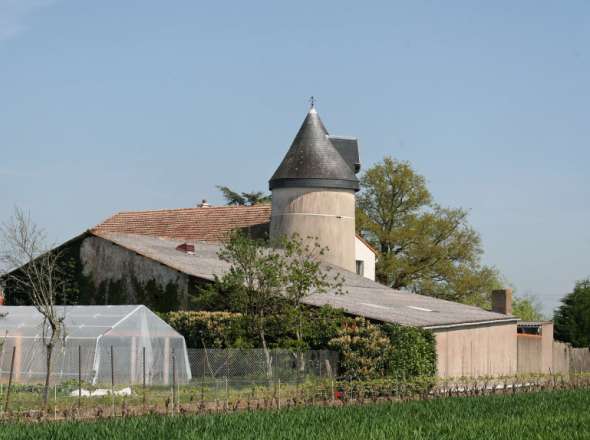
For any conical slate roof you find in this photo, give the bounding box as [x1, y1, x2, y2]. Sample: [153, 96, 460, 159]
[269, 108, 360, 191]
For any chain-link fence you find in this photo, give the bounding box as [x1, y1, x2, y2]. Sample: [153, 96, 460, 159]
[187, 349, 338, 381]
[0, 348, 339, 419]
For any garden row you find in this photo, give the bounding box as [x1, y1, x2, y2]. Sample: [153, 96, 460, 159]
[1, 372, 589, 422]
[1, 389, 589, 439]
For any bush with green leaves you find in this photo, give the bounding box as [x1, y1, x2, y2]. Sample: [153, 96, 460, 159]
[328, 317, 436, 380]
[162, 311, 251, 348]
[328, 318, 392, 380]
[381, 323, 437, 378]
[162, 306, 349, 351]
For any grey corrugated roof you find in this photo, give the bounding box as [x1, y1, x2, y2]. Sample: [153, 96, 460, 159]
[92, 232, 229, 281]
[94, 232, 516, 329]
[269, 108, 360, 191]
[303, 270, 516, 329]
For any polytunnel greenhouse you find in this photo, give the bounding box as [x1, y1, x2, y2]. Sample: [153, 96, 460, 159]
[0, 305, 191, 385]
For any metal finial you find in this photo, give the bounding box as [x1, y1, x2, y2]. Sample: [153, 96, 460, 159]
[309, 96, 315, 109]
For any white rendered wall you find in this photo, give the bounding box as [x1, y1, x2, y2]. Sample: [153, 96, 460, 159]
[354, 237, 376, 280]
[270, 187, 356, 272]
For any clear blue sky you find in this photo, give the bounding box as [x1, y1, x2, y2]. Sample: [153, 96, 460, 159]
[1, 1, 589, 315]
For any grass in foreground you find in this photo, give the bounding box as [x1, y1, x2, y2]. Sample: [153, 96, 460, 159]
[1, 389, 589, 440]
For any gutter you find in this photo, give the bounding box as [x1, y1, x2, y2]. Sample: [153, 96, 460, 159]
[423, 317, 519, 331]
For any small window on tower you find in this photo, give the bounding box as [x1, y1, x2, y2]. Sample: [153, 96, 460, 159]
[355, 260, 364, 276]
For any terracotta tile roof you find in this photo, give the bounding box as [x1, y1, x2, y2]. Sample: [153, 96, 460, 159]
[92, 205, 272, 242]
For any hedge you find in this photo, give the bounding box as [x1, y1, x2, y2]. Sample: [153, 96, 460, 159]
[328, 318, 437, 380]
[162, 311, 249, 348]
[162, 311, 436, 379]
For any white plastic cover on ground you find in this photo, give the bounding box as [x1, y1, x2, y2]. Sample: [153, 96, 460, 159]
[0, 305, 191, 385]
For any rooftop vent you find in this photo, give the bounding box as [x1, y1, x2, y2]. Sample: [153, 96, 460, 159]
[176, 243, 195, 255]
[197, 199, 211, 208]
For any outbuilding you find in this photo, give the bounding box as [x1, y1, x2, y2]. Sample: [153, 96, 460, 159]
[1, 107, 522, 378]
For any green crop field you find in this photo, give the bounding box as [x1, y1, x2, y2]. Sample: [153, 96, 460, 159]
[1, 389, 588, 440]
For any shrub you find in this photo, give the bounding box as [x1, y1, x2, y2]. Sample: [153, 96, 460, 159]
[381, 324, 437, 378]
[328, 318, 391, 380]
[162, 311, 251, 348]
[328, 318, 437, 380]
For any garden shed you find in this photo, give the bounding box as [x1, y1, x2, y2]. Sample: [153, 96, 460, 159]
[0, 305, 191, 385]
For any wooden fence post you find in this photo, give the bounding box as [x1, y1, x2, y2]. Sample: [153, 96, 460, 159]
[3, 346, 16, 414]
[78, 345, 82, 412]
[110, 346, 115, 416]
[172, 350, 177, 414]
[142, 346, 146, 411]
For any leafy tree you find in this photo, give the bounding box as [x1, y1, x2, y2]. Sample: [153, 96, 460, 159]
[278, 234, 344, 349]
[217, 186, 271, 206]
[554, 279, 590, 348]
[211, 231, 342, 375]
[512, 295, 545, 321]
[356, 156, 501, 306]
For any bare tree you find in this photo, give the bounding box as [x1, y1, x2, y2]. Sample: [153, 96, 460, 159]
[0, 207, 65, 410]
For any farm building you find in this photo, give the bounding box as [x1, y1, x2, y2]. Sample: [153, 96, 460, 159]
[2, 107, 527, 378]
[0, 305, 191, 385]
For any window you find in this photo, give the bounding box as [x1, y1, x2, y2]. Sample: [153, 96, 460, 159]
[355, 260, 364, 276]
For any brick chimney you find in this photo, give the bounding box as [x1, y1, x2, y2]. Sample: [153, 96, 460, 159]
[176, 243, 195, 254]
[492, 288, 513, 315]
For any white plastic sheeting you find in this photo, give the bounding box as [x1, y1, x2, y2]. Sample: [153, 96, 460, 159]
[0, 305, 191, 385]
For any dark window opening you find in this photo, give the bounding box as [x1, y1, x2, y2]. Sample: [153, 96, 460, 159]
[356, 260, 364, 276]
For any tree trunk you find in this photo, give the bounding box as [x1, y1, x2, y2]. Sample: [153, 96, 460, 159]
[296, 328, 305, 373]
[260, 329, 272, 380]
[43, 342, 54, 411]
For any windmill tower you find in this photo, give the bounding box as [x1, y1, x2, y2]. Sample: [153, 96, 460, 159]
[269, 105, 361, 272]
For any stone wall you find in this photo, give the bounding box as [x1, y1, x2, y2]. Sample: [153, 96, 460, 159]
[270, 187, 356, 272]
[78, 235, 191, 311]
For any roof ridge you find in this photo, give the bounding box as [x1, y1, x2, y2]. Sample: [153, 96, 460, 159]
[113, 204, 271, 215]
[90, 203, 272, 241]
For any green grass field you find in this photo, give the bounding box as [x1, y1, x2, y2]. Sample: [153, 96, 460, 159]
[1, 389, 588, 440]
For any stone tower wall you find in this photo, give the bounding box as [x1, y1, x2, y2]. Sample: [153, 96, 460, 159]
[270, 187, 356, 272]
